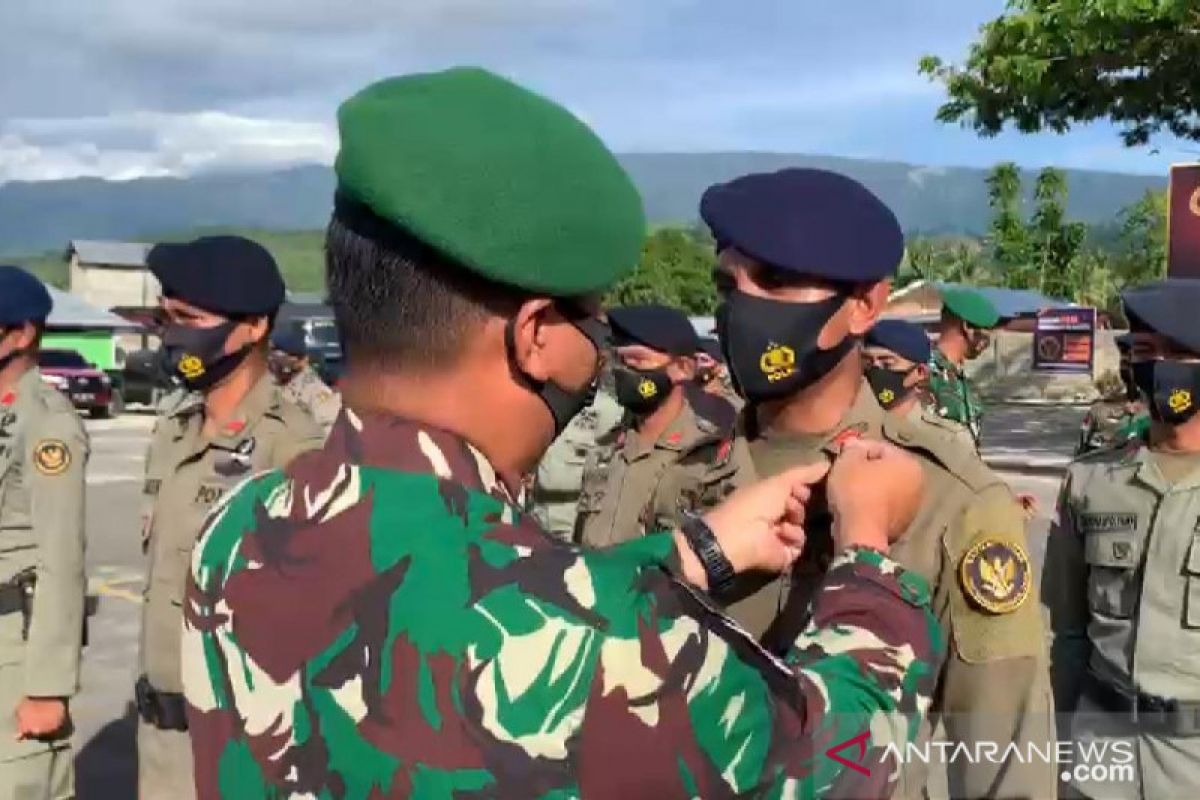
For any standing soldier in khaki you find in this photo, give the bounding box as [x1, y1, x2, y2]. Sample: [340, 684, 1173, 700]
[1045, 278, 1200, 800]
[268, 328, 340, 435]
[0, 267, 87, 800]
[928, 285, 1001, 447]
[703, 168, 1056, 799]
[136, 237, 324, 799]
[574, 304, 753, 548]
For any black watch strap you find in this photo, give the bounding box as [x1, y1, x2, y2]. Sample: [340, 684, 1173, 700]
[680, 513, 736, 596]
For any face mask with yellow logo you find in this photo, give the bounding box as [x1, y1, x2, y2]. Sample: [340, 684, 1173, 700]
[1132, 359, 1200, 426]
[717, 290, 853, 403]
[161, 320, 250, 392]
[613, 365, 673, 414]
[864, 365, 915, 411]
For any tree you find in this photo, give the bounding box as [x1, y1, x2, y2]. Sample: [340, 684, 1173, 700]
[1113, 189, 1168, 285]
[607, 227, 718, 314]
[919, 0, 1200, 146]
[985, 162, 1033, 286]
[1030, 168, 1087, 300]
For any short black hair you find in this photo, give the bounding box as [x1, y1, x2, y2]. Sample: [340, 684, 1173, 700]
[325, 213, 528, 370]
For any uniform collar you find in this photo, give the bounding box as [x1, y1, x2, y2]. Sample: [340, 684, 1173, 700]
[1, 366, 46, 410]
[621, 393, 723, 460]
[1131, 443, 1200, 494]
[748, 378, 883, 459]
[931, 347, 962, 377]
[321, 408, 517, 505]
[211, 371, 280, 448]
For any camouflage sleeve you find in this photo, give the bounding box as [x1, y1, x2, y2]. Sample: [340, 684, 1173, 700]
[1042, 469, 1090, 713]
[183, 469, 940, 799]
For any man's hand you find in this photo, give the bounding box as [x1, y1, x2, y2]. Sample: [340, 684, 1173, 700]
[828, 439, 925, 552]
[14, 697, 68, 741]
[675, 461, 831, 588]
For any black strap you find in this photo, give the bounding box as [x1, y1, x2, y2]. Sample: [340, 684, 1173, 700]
[0, 583, 23, 615]
[134, 675, 189, 731]
[1085, 673, 1200, 736]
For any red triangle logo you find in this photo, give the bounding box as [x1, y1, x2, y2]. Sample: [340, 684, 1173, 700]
[825, 730, 871, 776]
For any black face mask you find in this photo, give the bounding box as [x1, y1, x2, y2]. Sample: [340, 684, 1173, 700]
[1119, 362, 1139, 402]
[1133, 359, 1200, 426]
[613, 365, 673, 414]
[506, 305, 608, 438]
[269, 354, 302, 384]
[719, 290, 854, 403]
[161, 320, 250, 392]
[865, 366, 915, 411]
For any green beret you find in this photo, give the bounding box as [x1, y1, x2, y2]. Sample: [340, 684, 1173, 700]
[334, 67, 646, 296]
[940, 286, 1000, 328]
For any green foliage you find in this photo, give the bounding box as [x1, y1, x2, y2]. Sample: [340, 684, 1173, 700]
[919, 0, 1200, 145]
[607, 227, 717, 314]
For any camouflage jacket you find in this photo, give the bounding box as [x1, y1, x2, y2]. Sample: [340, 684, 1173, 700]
[1075, 398, 1150, 457]
[927, 349, 982, 446]
[182, 409, 943, 799]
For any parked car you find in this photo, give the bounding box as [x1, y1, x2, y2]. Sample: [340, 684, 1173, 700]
[121, 348, 178, 408]
[38, 349, 121, 418]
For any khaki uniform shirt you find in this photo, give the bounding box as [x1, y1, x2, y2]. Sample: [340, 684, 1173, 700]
[736, 380, 1056, 800]
[139, 372, 323, 693]
[0, 368, 88, 759]
[530, 389, 623, 539]
[575, 391, 752, 547]
[280, 365, 340, 435]
[1046, 443, 1200, 799]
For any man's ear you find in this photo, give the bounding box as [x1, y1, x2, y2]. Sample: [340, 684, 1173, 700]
[846, 280, 891, 336]
[509, 298, 556, 382]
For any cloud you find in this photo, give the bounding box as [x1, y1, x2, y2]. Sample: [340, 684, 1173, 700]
[0, 112, 336, 183]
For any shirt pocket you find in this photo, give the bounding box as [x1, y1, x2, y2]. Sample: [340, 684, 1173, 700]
[1084, 529, 1142, 619]
[1184, 534, 1200, 629]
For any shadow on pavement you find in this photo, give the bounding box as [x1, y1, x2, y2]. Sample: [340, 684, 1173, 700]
[75, 703, 136, 800]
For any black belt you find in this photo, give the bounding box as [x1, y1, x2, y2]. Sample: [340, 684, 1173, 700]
[135, 675, 189, 731]
[1085, 673, 1200, 736]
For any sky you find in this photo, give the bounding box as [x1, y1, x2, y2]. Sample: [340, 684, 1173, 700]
[0, 0, 1189, 184]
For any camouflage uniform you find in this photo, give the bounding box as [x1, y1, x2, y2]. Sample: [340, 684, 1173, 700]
[928, 348, 983, 446]
[575, 389, 752, 547]
[0, 368, 88, 799]
[183, 409, 944, 799]
[137, 372, 323, 799]
[1045, 443, 1200, 799]
[529, 388, 622, 539]
[733, 381, 1056, 800]
[1076, 399, 1150, 456]
[279, 364, 341, 436]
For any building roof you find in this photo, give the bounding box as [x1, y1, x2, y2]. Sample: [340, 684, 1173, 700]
[887, 280, 1073, 321]
[67, 240, 152, 269]
[47, 285, 141, 330]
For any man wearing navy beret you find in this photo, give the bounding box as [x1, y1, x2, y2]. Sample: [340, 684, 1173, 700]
[574, 304, 752, 550]
[0, 266, 88, 798]
[134, 236, 325, 799]
[268, 328, 341, 434]
[704, 167, 1055, 800]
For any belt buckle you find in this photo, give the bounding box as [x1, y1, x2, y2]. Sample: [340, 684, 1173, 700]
[1136, 693, 1176, 730]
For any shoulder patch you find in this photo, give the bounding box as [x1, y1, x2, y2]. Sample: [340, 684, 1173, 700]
[33, 439, 71, 476]
[959, 538, 1031, 615]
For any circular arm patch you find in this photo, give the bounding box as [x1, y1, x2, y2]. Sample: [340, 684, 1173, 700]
[959, 538, 1031, 614]
[34, 439, 71, 476]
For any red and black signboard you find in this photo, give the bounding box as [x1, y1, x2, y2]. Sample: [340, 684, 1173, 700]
[1033, 307, 1096, 375]
[1169, 163, 1200, 278]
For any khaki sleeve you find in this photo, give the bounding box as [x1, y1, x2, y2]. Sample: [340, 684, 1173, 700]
[939, 484, 1057, 800]
[271, 406, 326, 469]
[1042, 470, 1090, 713]
[22, 410, 89, 698]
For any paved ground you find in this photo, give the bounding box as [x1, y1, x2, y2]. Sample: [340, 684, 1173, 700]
[63, 404, 1081, 797]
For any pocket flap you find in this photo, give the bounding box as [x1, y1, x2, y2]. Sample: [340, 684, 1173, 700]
[1085, 530, 1141, 569]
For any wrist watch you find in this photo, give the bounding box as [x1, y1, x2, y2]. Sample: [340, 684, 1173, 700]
[680, 513, 736, 596]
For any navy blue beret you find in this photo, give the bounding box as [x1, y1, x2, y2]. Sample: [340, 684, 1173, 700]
[270, 328, 308, 357]
[148, 235, 284, 316]
[866, 319, 931, 364]
[609, 304, 699, 357]
[700, 168, 903, 283]
[0, 265, 53, 325]
[1122, 278, 1200, 354]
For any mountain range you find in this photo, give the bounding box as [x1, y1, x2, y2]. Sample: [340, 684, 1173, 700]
[0, 155, 1167, 256]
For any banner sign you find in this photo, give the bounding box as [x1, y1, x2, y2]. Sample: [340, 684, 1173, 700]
[1032, 307, 1096, 374]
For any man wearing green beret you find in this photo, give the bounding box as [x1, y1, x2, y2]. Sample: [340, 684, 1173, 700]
[928, 285, 1000, 447]
[180, 67, 943, 799]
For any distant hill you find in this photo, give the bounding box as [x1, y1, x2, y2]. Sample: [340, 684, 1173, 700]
[0, 155, 1166, 256]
